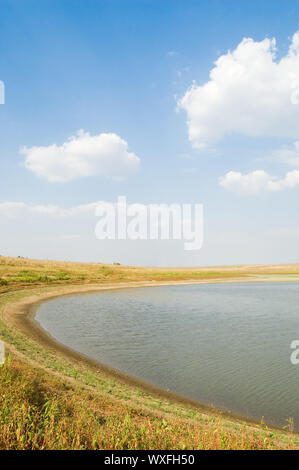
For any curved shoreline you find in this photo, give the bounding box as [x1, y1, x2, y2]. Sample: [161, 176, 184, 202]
[1, 279, 290, 432]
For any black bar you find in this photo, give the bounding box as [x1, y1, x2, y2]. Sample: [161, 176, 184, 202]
[0, 449, 297, 464]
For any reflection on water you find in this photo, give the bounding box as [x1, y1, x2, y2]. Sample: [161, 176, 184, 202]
[36, 283, 299, 429]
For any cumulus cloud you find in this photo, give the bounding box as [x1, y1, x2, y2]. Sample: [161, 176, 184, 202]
[21, 130, 140, 182]
[219, 169, 299, 193]
[178, 32, 299, 148]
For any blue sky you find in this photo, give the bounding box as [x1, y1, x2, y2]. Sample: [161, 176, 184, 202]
[1, 0, 299, 266]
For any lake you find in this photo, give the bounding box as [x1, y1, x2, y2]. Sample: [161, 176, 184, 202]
[35, 282, 299, 429]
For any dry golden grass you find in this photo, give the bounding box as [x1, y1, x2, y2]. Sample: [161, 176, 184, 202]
[0, 357, 296, 450]
[2, 255, 299, 288]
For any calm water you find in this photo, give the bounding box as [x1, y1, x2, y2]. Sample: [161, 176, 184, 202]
[36, 283, 299, 429]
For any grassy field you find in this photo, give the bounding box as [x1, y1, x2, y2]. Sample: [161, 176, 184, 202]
[0, 255, 251, 286]
[2, 255, 299, 287]
[0, 256, 298, 450]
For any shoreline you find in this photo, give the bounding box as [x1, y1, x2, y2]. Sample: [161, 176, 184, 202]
[2, 277, 296, 434]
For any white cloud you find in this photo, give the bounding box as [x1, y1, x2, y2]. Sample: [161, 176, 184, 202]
[219, 169, 299, 193]
[273, 140, 299, 166]
[0, 201, 99, 218]
[178, 32, 299, 148]
[22, 130, 140, 182]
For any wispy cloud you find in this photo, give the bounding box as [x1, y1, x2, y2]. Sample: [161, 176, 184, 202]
[273, 141, 299, 166]
[0, 201, 99, 218]
[179, 153, 193, 159]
